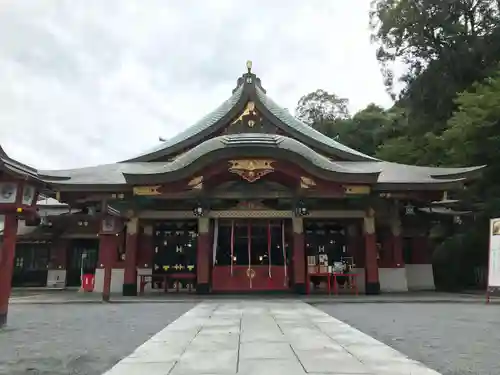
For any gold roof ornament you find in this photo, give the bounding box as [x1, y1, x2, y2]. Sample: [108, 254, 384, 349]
[133, 185, 161, 196]
[246, 60, 252, 73]
[231, 101, 257, 125]
[300, 176, 316, 189]
[228, 159, 274, 183]
[188, 176, 203, 190]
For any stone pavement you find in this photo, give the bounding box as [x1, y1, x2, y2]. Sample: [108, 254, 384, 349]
[9, 289, 498, 305]
[103, 301, 441, 375]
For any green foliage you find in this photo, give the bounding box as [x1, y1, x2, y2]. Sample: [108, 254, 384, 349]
[295, 89, 349, 131]
[370, 0, 500, 96]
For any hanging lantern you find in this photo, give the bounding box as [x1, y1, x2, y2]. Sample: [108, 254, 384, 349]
[295, 201, 309, 217]
[193, 204, 204, 217]
[404, 203, 415, 216]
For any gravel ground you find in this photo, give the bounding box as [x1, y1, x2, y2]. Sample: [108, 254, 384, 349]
[317, 302, 500, 375]
[0, 302, 196, 375]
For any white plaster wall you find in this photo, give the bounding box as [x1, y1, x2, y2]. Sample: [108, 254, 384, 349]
[111, 269, 125, 293]
[93, 268, 125, 293]
[137, 268, 153, 293]
[46, 270, 66, 288]
[94, 269, 104, 292]
[379, 268, 408, 292]
[405, 264, 435, 290]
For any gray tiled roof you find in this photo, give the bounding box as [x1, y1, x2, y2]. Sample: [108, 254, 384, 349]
[124, 84, 244, 161]
[125, 134, 380, 176]
[38, 133, 477, 187]
[255, 86, 378, 161]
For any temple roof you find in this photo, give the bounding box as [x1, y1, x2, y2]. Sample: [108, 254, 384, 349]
[123, 63, 378, 163]
[0, 62, 486, 193]
[0, 145, 43, 182]
[36, 134, 480, 190]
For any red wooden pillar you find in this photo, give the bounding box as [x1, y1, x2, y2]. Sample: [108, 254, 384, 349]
[196, 217, 210, 294]
[98, 234, 116, 302]
[292, 218, 306, 294]
[364, 209, 380, 294]
[0, 214, 19, 327]
[123, 218, 139, 296]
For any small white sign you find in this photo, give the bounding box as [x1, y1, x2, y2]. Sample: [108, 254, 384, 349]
[488, 218, 500, 288]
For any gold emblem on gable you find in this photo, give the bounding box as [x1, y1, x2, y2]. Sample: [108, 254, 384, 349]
[228, 159, 274, 183]
[231, 101, 258, 127]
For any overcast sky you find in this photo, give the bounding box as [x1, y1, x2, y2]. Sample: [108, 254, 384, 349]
[0, 0, 393, 170]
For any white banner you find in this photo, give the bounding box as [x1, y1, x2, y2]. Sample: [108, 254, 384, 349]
[488, 218, 500, 288]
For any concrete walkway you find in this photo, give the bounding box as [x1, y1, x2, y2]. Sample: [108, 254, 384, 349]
[104, 301, 441, 375]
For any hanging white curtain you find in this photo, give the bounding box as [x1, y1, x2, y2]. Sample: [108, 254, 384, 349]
[212, 218, 219, 266]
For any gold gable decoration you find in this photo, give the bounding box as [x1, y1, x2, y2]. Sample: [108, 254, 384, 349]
[228, 159, 274, 183]
[187, 176, 203, 190]
[344, 185, 371, 195]
[231, 102, 257, 125]
[300, 176, 316, 189]
[230, 101, 262, 129]
[133, 186, 161, 196]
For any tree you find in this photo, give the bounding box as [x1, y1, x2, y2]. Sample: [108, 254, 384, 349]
[295, 89, 349, 135]
[370, 0, 500, 97]
[335, 104, 406, 157]
[360, 0, 500, 291]
[442, 69, 500, 203]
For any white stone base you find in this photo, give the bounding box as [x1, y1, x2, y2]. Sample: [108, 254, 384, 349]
[379, 267, 408, 292]
[136, 268, 153, 293]
[93, 268, 125, 293]
[46, 270, 66, 288]
[406, 264, 435, 290]
[352, 268, 365, 294]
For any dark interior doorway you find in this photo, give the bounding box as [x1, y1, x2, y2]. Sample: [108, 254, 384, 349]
[66, 239, 99, 287]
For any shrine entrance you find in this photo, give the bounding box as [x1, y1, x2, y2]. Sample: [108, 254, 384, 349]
[212, 219, 291, 292]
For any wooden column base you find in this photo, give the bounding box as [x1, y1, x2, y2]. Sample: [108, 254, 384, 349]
[122, 283, 138, 296]
[365, 281, 380, 295]
[196, 283, 210, 294]
[294, 283, 306, 295]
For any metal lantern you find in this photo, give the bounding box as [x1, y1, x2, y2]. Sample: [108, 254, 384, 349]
[295, 201, 309, 217]
[193, 205, 204, 217]
[404, 203, 415, 216]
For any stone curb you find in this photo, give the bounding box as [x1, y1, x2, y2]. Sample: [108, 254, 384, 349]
[9, 298, 498, 305]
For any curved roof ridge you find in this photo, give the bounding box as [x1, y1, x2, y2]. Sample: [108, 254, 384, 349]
[123, 133, 380, 177]
[122, 84, 245, 162]
[255, 86, 379, 162]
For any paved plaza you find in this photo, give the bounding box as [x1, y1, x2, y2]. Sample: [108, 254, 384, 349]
[0, 303, 195, 375]
[104, 301, 440, 375]
[318, 302, 500, 375]
[2, 298, 500, 375]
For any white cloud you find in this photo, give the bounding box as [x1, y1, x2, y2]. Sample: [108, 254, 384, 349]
[0, 0, 393, 170]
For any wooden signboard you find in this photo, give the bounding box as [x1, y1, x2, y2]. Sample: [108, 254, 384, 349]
[487, 218, 500, 302]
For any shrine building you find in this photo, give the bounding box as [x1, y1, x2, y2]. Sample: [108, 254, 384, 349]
[0, 62, 484, 325]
